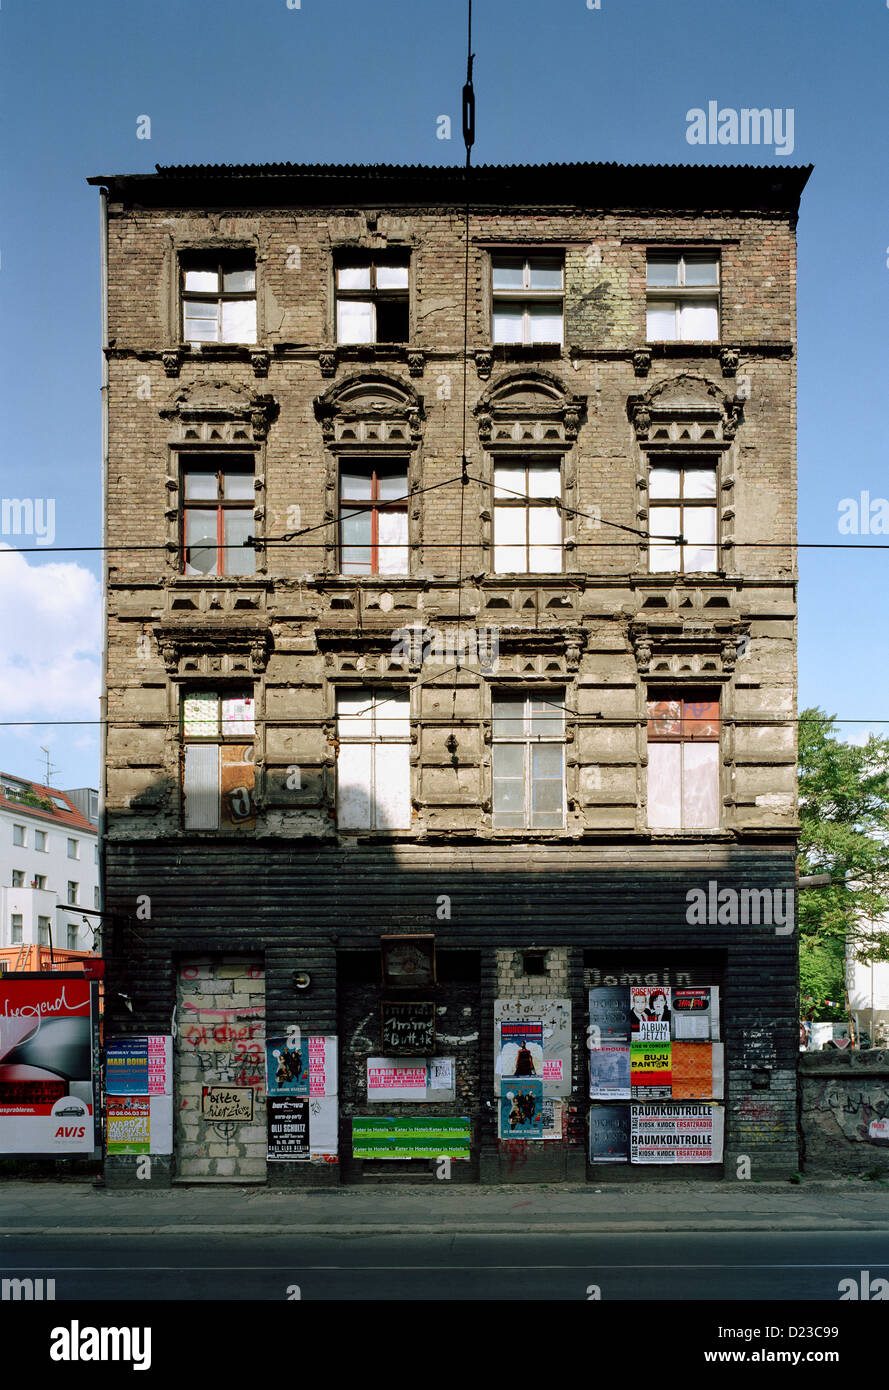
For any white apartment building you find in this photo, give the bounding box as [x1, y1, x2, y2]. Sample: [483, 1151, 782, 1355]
[0, 773, 100, 959]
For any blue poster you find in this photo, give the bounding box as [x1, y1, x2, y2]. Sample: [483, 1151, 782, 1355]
[266, 1038, 310, 1096]
[498, 1079, 544, 1139]
[106, 1039, 149, 1095]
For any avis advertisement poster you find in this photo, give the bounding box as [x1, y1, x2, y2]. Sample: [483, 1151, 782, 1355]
[0, 976, 99, 1155]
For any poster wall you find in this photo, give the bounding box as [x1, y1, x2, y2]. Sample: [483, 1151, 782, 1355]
[589, 985, 724, 1162]
[105, 1034, 174, 1155]
[264, 1034, 339, 1160]
[493, 998, 571, 1099]
[0, 977, 99, 1156]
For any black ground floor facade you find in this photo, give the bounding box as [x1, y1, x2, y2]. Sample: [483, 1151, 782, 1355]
[101, 839, 799, 1185]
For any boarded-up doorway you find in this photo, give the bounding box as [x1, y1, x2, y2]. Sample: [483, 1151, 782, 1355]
[175, 956, 266, 1181]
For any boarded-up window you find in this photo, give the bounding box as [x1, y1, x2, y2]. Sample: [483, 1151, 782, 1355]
[336, 689, 411, 830]
[182, 690, 256, 831]
[492, 692, 565, 829]
[647, 692, 720, 830]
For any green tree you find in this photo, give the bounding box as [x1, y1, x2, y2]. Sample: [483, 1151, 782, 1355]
[798, 708, 889, 1019]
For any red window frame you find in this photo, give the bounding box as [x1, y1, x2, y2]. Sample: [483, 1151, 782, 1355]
[339, 464, 409, 575]
[181, 462, 255, 577]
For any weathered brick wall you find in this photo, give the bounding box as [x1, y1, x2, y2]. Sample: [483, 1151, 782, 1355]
[99, 165, 804, 1184]
[800, 1051, 889, 1177]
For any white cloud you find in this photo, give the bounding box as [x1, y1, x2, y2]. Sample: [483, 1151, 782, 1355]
[0, 547, 101, 721]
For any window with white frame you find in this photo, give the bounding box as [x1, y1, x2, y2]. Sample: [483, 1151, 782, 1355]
[646, 691, 720, 830]
[492, 254, 564, 346]
[67, 838, 79, 859]
[66, 924, 79, 950]
[181, 253, 257, 345]
[94, 886, 100, 909]
[646, 251, 719, 342]
[493, 460, 562, 573]
[336, 688, 411, 830]
[492, 693, 566, 829]
[38, 916, 51, 946]
[12, 824, 25, 847]
[182, 690, 256, 832]
[648, 460, 718, 573]
[11, 914, 23, 944]
[35, 830, 47, 851]
[11, 870, 24, 888]
[335, 251, 410, 344]
[67, 881, 78, 905]
[33, 874, 46, 890]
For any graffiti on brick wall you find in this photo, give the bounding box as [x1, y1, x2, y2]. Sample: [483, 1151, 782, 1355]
[175, 959, 266, 1177]
[809, 1081, 889, 1143]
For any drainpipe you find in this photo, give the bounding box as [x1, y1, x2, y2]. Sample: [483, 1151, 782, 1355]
[97, 189, 109, 963]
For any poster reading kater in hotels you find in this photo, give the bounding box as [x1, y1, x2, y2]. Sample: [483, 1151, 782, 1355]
[630, 1103, 724, 1164]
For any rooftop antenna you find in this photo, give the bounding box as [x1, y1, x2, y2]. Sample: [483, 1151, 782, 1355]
[39, 745, 59, 786]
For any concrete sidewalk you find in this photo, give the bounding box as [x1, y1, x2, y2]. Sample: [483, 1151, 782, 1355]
[1, 1178, 888, 1235]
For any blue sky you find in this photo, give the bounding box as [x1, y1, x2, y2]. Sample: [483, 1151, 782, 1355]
[0, 0, 887, 789]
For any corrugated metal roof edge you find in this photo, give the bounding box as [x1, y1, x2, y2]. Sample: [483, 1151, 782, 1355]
[86, 159, 814, 183]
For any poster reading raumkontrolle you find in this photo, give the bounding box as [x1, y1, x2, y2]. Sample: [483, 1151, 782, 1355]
[630, 1103, 724, 1164]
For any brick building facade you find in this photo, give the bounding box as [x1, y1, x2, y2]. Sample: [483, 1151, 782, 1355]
[89, 160, 811, 1184]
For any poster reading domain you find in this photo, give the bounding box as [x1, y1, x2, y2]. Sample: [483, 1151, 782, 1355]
[630, 1103, 724, 1164]
[0, 977, 98, 1155]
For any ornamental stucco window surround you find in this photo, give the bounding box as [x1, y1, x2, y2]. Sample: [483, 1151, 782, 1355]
[628, 373, 742, 576]
[314, 373, 425, 577]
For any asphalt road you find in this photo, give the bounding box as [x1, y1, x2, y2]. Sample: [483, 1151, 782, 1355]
[2, 1228, 888, 1300]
